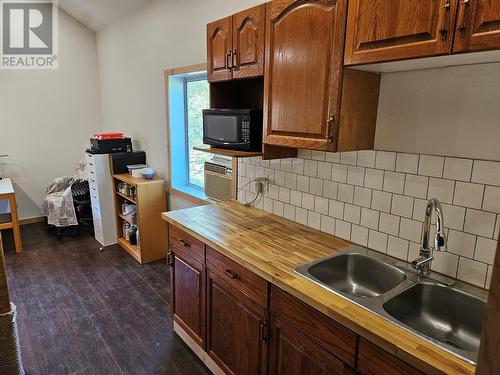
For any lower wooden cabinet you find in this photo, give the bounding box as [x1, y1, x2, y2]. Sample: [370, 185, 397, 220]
[357, 338, 424, 375]
[170, 251, 206, 348]
[269, 317, 354, 375]
[168, 224, 430, 375]
[207, 269, 268, 375]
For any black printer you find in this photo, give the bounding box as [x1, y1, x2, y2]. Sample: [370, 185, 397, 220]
[88, 137, 133, 154]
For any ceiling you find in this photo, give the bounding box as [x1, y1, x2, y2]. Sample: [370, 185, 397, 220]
[59, 0, 151, 31]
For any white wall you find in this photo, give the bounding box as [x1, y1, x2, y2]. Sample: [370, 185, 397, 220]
[96, 0, 265, 186]
[0, 10, 102, 219]
[375, 63, 500, 161]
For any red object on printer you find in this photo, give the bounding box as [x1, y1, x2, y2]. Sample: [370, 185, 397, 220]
[93, 132, 124, 140]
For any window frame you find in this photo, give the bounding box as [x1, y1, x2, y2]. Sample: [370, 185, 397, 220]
[182, 74, 209, 190]
[164, 63, 209, 204]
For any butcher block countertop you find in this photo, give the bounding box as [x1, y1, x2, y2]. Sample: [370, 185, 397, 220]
[162, 201, 475, 375]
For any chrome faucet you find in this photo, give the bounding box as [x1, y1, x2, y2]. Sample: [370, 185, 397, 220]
[411, 198, 447, 275]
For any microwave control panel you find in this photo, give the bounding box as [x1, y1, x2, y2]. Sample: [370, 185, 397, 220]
[242, 118, 250, 142]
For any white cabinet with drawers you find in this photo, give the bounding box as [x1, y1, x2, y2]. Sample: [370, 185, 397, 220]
[86, 153, 117, 246]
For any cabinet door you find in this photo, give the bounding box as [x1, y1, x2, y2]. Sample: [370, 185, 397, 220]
[344, 0, 458, 65]
[263, 0, 347, 151]
[207, 16, 233, 82]
[207, 270, 268, 375]
[453, 0, 500, 52]
[357, 338, 424, 375]
[171, 252, 205, 348]
[232, 4, 266, 79]
[269, 317, 353, 375]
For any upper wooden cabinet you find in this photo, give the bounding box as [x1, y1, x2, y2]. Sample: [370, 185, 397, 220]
[344, 0, 459, 65]
[263, 0, 348, 151]
[453, 0, 500, 52]
[207, 4, 266, 82]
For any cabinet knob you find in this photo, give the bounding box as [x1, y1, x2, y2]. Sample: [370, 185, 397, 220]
[226, 51, 233, 71]
[180, 239, 190, 248]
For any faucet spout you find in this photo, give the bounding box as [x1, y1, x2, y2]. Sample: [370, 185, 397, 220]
[412, 198, 447, 275]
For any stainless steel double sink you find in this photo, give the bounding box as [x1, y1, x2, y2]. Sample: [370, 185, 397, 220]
[295, 247, 487, 364]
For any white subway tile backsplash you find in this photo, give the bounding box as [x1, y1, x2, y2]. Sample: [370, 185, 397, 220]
[309, 178, 323, 196]
[315, 196, 329, 215]
[361, 208, 379, 230]
[483, 186, 500, 214]
[338, 183, 354, 203]
[238, 151, 498, 289]
[427, 178, 455, 204]
[475, 236, 497, 264]
[273, 201, 284, 217]
[465, 209, 496, 238]
[447, 230, 476, 258]
[295, 207, 308, 225]
[364, 169, 384, 190]
[285, 172, 297, 189]
[278, 187, 290, 203]
[311, 151, 326, 161]
[418, 155, 444, 177]
[396, 153, 419, 174]
[335, 220, 351, 240]
[296, 175, 309, 192]
[291, 158, 304, 175]
[351, 225, 369, 247]
[472, 160, 500, 186]
[329, 200, 344, 219]
[290, 190, 302, 207]
[432, 251, 459, 278]
[379, 213, 400, 236]
[357, 150, 376, 168]
[404, 174, 428, 199]
[317, 161, 332, 180]
[368, 230, 388, 253]
[354, 186, 372, 208]
[441, 204, 466, 231]
[325, 152, 340, 163]
[321, 215, 336, 235]
[323, 181, 338, 199]
[344, 204, 361, 224]
[347, 166, 365, 186]
[453, 182, 484, 209]
[383, 171, 405, 194]
[443, 157, 473, 182]
[308, 212, 321, 230]
[372, 190, 392, 213]
[387, 236, 409, 261]
[301, 193, 315, 210]
[304, 159, 318, 177]
[399, 218, 422, 243]
[340, 151, 357, 165]
[332, 163, 348, 183]
[457, 258, 487, 287]
[375, 151, 396, 171]
[391, 194, 414, 219]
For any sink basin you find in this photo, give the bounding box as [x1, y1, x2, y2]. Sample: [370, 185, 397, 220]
[383, 282, 486, 354]
[296, 253, 408, 298]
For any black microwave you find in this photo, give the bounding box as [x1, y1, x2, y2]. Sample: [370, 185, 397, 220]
[202, 109, 263, 151]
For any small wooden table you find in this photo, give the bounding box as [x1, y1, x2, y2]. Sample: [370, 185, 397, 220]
[0, 179, 22, 253]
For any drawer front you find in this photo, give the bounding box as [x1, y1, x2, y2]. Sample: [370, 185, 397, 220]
[206, 246, 268, 308]
[93, 217, 104, 242]
[270, 286, 357, 368]
[357, 338, 424, 375]
[169, 225, 205, 264]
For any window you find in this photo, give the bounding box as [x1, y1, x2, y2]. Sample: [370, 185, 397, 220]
[185, 77, 210, 188]
[167, 68, 210, 198]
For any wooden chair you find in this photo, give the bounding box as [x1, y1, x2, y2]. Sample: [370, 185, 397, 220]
[0, 179, 22, 253]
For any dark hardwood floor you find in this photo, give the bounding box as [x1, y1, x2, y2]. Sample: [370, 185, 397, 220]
[2, 223, 211, 375]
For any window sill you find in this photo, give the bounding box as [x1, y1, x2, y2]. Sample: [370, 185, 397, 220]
[169, 185, 207, 205]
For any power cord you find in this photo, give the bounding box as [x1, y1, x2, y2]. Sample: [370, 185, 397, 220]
[237, 177, 268, 207]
